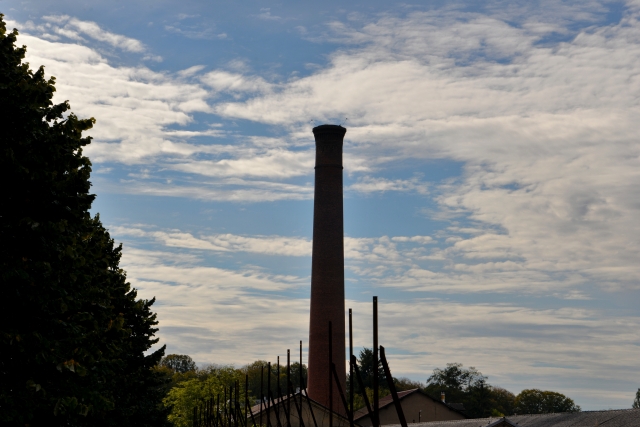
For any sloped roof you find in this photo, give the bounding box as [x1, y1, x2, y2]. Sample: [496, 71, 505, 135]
[353, 389, 466, 421]
[248, 391, 350, 423]
[383, 408, 640, 427]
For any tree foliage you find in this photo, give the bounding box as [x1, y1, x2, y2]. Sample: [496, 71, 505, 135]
[514, 389, 580, 414]
[161, 355, 198, 374]
[424, 363, 486, 408]
[633, 388, 640, 409]
[0, 15, 166, 426]
[163, 365, 244, 427]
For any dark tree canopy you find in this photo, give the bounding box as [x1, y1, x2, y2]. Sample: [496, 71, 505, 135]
[161, 355, 197, 373]
[0, 15, 167, 427]
[424, 362, 486, 406]
[352, 347, 389, 392]
[514, 389, 581, 414]
[633, 388, 640, 409]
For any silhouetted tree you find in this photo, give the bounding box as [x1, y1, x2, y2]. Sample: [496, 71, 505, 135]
[490, 387, 516, 416]
[0, 15, 166, 426]
[514, 389, 580, 414]
[632, 388, 640, 409]
[424, 362, 486, 405]
[161, 355, 197, 373]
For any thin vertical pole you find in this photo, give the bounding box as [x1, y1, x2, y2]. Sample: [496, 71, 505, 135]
[245, 375, 249, 427]
[236, 380, 240, 427]
[373, 296, 379, 427]
[349, 308, 354, 427]
[329, 321, 333, 427]
[277, 356, 281, 414]
[287, 350, 291, 427]
[224, 387, 228, 427]
[299, 341, 303, 416]
[267, 363, 272, 427]
[217, 394, 221, 427]
[280, 354, 290, 427]
[260, 365, 264, 427]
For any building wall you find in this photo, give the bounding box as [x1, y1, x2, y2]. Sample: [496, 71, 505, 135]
[356, 393, 466, 426]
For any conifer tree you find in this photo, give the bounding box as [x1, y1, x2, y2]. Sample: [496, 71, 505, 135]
[0, 15, 167, 426]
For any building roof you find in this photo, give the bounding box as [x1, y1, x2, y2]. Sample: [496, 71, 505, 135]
[383, 408, 640, 427]
[353, 389, 467, 421]
[248, 391, 350, 423]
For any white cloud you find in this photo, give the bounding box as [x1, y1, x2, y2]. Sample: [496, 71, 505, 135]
[348, 176, 429, 194]
[42, 15, 147, 53]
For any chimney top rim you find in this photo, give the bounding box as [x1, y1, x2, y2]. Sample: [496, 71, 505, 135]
[312, 124, 347, 136]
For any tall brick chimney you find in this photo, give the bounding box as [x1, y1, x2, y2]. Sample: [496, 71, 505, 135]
[307, 124, 347, 413]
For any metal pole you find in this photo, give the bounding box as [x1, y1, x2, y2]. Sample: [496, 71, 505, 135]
[329, 321, 333, 427]
[380, 346, 408, 427]
[278, 354, 290, 427]
[270, 393, 283, 427]
[302, 366, 319, 427]
[373, 296, 379, 427]
[229, 385, 232, 427]
[287, 350, 291, 427]
[217, 394, 221, 427]
[288, 378, 306, 427]
[299, 341, 303, 418]
[236, 379, 240, 427]
[351, 355, 375, 426]
[332, 362, 351, 417]
[267, 362, 272, 427]
[349, 308, 354, 427]
[260, 365, 264, 427]
[246, 375, 249, 427]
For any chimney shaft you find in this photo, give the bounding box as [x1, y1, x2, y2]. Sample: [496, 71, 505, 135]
[307, 125, 347, 413]
[441, 392, 446, 403]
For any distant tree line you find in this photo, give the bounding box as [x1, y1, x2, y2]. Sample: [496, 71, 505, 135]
[158, 351, 582, 425]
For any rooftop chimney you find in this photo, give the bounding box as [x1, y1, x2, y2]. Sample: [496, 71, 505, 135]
[307, 125, 347, 413]
[441, 391, 446, 403]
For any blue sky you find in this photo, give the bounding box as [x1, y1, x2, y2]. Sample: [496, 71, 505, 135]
[4, 0, 640, 410]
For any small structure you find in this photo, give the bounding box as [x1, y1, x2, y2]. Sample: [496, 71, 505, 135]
[354, 389, 466, 426]
[385, 408, 640, 427]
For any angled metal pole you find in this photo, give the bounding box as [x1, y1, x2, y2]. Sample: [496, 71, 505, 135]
[332, 362, 351, 417]
[288, 378, 306, 427]
[351, 354, 376, 426]
[380, 346, 408, 427]
[245, 395, 258, 427]
[302, 366, 319, 427]
[270, 393, 283, 427]
[349, 308, 354, 427]
[373, 296, 379, 427]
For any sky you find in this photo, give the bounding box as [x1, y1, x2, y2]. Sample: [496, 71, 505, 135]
[4, 0, 640, 411]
